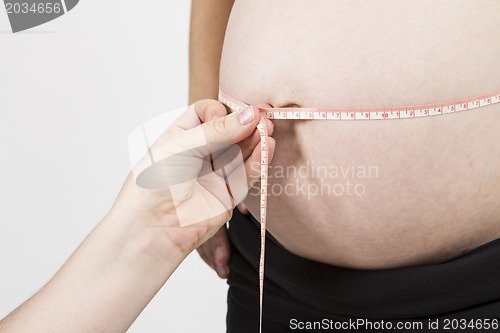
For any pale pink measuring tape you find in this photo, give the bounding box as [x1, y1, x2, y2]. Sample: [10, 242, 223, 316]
[218, 89, 500, 333]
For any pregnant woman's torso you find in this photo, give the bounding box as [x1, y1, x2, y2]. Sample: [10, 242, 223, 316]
[219, 0, 500, 269]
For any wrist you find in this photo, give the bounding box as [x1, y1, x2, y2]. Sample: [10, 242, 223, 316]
[101, 211, 188, 280]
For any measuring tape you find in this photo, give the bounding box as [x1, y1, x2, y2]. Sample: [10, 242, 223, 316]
[219, 89, 500, 333]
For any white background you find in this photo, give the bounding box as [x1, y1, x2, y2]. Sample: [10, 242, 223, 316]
[0, 1, 228, 332]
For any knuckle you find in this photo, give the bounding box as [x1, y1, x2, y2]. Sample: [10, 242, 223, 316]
[213, 116, 230, 139]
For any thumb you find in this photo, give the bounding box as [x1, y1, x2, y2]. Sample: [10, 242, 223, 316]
[202, 106, 261, 145]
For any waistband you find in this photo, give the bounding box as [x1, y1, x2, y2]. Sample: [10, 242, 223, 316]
[228, 209, 500, 319]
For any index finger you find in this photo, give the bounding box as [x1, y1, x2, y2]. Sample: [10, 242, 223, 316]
[172, 99, 228, 132]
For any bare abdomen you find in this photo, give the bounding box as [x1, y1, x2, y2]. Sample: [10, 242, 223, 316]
[220, 0, 500, 269]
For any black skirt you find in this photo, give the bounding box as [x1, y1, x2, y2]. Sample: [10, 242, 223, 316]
[226, 209, 500, 333]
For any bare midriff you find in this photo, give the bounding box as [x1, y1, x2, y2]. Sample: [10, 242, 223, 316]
[219, 0, 500, 269]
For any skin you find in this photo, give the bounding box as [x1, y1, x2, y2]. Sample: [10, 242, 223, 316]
[196, 0, 500, 272]
[0, 100, 275, 333]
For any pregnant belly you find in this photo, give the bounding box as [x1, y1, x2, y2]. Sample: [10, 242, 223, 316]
[220, 0, 500, 269]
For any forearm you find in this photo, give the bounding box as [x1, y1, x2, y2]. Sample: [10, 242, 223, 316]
[0, 210, 182, 333]
[189, 0, 234, 103]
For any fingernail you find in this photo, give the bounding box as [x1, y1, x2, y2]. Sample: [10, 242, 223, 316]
[238, 106, 254, 125]
[215, 247, 225, 264]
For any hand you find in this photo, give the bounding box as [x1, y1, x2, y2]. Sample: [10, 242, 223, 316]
[112, 99, 275, 268]
[196, 103, 274, 278]
[0, 99, 277, 333]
